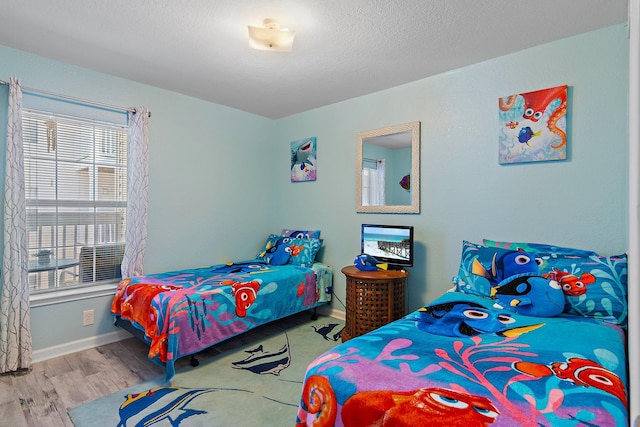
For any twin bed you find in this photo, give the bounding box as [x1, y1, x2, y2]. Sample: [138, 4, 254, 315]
[296, 240, 629, 426]
[111, 230, 331, 380]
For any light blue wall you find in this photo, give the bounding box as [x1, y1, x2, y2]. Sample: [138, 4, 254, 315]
[274, 24, 629, 311]
[0, 45, 276, 351]
[0, 23, 629, 354]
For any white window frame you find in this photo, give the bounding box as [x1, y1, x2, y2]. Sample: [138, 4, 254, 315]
[22, 109, 128, 304]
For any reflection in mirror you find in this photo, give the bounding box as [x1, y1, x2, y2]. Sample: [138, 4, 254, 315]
[356, 121, 420, 213]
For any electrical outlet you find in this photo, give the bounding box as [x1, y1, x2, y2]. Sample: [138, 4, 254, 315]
[83, 309, 94, 326]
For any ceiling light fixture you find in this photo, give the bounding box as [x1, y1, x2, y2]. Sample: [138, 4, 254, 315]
[248, 18, 296, 52]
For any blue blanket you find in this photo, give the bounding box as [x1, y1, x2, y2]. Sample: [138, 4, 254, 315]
[296, 291, 628, 427]
[112, 261, 332, 380]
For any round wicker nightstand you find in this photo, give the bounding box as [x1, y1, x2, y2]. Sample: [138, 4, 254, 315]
[341, 265, 409, 342]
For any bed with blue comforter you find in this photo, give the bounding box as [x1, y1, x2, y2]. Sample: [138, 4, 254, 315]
[296, 240, 628, 426]
[112, 260, 332, 380]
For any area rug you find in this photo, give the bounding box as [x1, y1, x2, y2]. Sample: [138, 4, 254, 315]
[69, 316, 344, 427]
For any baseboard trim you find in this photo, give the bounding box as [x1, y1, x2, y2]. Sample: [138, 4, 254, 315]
[317, 304, 345, 321]
[32, 329, 132, 363]
[33, 307, 345, 364]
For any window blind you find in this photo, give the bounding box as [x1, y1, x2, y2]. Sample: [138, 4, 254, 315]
[22, 109, 128, 292]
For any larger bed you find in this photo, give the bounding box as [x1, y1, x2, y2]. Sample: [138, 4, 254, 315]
[111, 230, 332, 380]
[296, 240, 629, 426]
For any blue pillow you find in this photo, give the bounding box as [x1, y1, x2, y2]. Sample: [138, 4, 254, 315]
[281, 229, 321, 239]
[492, 273, 565, 317]
[287, 237, 323, 267]
[456, 241, 628, 327]
[482, 238, 599, 257]
[543, 253, 627, 327]
[256, 234, 323, 268]
[256, 234, 282, 261]
[455, 241, 543, 297]
[256, 234, 291, 265]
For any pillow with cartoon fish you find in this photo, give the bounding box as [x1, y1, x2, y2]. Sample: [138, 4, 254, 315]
[454, 240, 544, 298]
[281, 229, 321, 239]
[286, 237, 323, 268]
[256, 234, 281, 261]
[491, 272, 564, 317]
[481, 238, 599, 257]
[256, 234, 292, 265]
[542, 252, 628, 327]
[256, 234, 323, 268]
[477, 240, 628, 326]
[455, 240, 628, 326]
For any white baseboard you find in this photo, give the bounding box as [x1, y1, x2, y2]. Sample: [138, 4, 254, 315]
[32, 329, 132, 363]
[317, 304, 345, 321]
[32, 306, 345, 364]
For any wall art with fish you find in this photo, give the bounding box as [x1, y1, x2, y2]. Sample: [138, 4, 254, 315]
[291, 137, 317, 182]
[498, 85, 568, 164]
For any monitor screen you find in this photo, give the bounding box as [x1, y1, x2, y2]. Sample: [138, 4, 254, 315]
[361, 224, 414, 269]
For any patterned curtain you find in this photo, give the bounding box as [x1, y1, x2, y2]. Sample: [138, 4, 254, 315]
[120, 107, 149, 278]
[0, 77, 31, 373]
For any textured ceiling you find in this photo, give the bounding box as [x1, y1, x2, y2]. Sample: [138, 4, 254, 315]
[0, 0, 629, 119]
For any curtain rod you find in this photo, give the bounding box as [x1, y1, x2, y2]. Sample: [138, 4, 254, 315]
[363, 157, 381, 162]
[0, 79, 151, 117]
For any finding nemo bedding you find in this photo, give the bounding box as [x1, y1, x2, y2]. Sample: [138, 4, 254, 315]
[296, 291, 628, 427]
[111, 260, 332, 380]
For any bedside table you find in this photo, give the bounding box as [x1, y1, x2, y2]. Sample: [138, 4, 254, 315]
[341, 265, 409, 342]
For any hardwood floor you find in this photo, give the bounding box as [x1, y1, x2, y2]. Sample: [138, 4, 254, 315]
[0, 311, 314, 426]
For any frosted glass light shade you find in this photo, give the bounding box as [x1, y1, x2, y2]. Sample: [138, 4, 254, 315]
[248, 18, 296, 52]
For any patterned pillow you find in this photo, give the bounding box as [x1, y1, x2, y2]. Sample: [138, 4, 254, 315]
[256, 234, 282, 261]
[455, 241, 542, 297]
[543, 253, 627, 327]
[455, 240, 628, 327]
[482, 238, 599, 257]
[256, 234, 291, 265]
[281, 229, 321, 239]
[256, 234, 323, 268]
[286, 237, 323, 267]
[492, 273, 565, 318]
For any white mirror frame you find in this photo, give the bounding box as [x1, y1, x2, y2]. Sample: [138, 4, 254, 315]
[356, 121, 420, 213]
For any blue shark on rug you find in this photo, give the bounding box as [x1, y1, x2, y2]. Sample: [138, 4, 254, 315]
[117, 386, 222, 426]
[231, 334, 291, 375]
[312, 323, 344, 341]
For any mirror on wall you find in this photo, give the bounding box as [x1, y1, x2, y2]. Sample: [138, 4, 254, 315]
[356, 121, 420, 213]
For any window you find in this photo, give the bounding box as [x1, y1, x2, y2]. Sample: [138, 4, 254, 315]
[22, 109, 128, 293]
[362, 159, 386, 206]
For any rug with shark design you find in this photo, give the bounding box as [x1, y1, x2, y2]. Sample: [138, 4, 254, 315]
[69, 315, 344, 427]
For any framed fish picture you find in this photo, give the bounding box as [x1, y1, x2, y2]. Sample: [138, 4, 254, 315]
[498, 85, 568, 164]
[291, 137, 317, 182]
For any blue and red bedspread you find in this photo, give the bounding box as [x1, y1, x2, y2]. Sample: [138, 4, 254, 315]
[296, 291, 628, 427]
[112, 261, 332, 380]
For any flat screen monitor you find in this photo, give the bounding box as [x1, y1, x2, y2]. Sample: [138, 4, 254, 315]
[361, 224, 414, 270]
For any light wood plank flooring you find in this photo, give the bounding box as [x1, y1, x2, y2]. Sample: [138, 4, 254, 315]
[0, 311, 314, 427]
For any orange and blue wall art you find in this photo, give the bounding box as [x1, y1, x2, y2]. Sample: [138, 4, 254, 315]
[498, 85, 567, 164]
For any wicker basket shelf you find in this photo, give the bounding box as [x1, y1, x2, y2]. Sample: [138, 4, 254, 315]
[341, 265, 409, 341]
